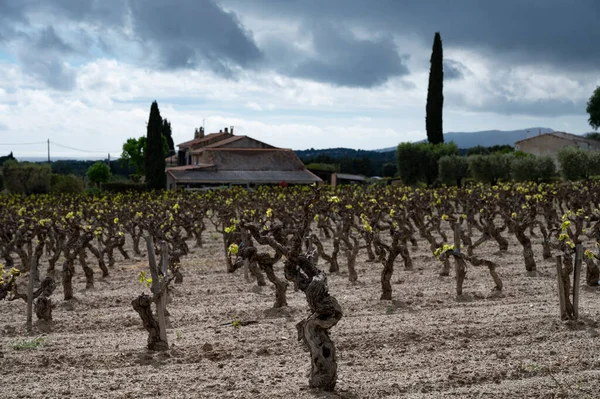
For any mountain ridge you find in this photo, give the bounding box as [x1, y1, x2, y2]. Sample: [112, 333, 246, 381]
[373, 127, 555, 152]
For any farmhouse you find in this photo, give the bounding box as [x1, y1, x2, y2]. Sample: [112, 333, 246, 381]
[515, 131, 600, 162]
[166, 127, 321, 189]
[306, 165, 367, 187]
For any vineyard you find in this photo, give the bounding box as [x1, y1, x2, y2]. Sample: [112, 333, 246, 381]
[1, 183, 600, 398]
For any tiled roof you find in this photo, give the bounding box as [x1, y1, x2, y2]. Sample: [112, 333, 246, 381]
[195, 148, 305, 171]
[177, 133, 230, 149]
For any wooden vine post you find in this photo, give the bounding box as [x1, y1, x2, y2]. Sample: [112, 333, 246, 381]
[556, 244, 583, 320]
[131, 236, 170, 351]
[573, 245, 582, 320]
[26, 251, 35, 334]
[454, 224, 466, 296]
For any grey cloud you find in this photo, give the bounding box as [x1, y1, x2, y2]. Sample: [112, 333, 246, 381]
[0, 0, 261, 82]
[16, 26, 77, 90]
[35, 26, 74, 54]
[1, 0, 598, 95]
[33, 0, 129, 27]
[448, 91, 585, 117]
[128, 0, 262, 76]
[444, 60, 466, 80]
[226, 0, 600, 73]
[283, 23, 409, 87]
[485, 98, 584, 117]
[17, 52, 76, 90]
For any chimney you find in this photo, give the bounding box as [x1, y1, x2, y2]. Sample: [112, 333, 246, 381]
[194, 128, 199, 139]
[230, 126, 234, 134]
[199, 127, 204, 138]
[224, 127, 229, 134]
[219, 129, 222, 133]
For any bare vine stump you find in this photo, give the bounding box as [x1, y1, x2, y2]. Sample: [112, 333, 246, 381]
[131, 294, 168, 351]
[585, 257, 600, 286]
[346, 250, 358, 284]
[34, 297, 53, 321]
[541, 241, 552, 260]
[380, 260, 394, 300]
[243, 258, 251, 283]
[470, 257, 503, 291]
[523, 246, 537, 274]
[493, 233, 509, 252]
[455, 258, 467, 296]
[400, 245, 413, 271]
[249, 261, 266, 287]
[81, 260, 94, 289]
[294, 271, 342, 391]
[62, 260, 75, 301]
[439, 259, 451, 276]
[173, 269, 183, 284]
[263, 265, 288, 308]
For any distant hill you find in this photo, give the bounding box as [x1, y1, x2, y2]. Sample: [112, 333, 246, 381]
[374, 127, 555, 152]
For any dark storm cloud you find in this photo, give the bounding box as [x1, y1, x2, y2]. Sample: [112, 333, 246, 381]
[488, 98, 585, 117]
[0, 0, 262, 83]
[444, 60, 466, 80]
[17, 26, 77, 90]
[448, 90, 585, 117]
[274, 23, 409, 87]
[128, 0, 263, 75]
[1, 0, 597, 98]
[226, 0, 600, 72]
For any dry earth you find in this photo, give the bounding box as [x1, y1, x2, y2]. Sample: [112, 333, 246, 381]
[1, 226, 600, 399]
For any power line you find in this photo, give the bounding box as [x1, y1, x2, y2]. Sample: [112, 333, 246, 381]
[50, 140, 120, 154]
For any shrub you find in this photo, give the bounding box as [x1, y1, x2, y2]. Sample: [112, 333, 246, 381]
[2, 160, 51, 194]
[396, 143, 423, 185]
[466, 145, 490, 156]
[396, 142, 458, 185]
[0, 172, 4, 192]
[87, 162, 111, 188]
[510, 156, 538, 182]
[101, 182, 146, 193]
[438, 155, 469, 186]
[51, 174, 85, 194]
[381, 163, 397, 178]
[305, 163, 340, 172]
[535, 156, 557, 181]
[557, 147, 596, 180]
[510, 155, 555, 182]
[468, 153, 511, 184]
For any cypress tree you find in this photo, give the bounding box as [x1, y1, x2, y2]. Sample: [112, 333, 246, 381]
[145, 101, 166, 190]
[426, 32, 444, 144]
[162, 118, 175, 155]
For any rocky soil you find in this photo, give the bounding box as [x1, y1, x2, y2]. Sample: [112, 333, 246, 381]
[1, 229, 600, 398]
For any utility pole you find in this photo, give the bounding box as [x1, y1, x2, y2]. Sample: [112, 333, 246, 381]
[47, 139, 50, 163]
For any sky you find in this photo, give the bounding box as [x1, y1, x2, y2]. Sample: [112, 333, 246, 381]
[0, 0, 598, 159]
